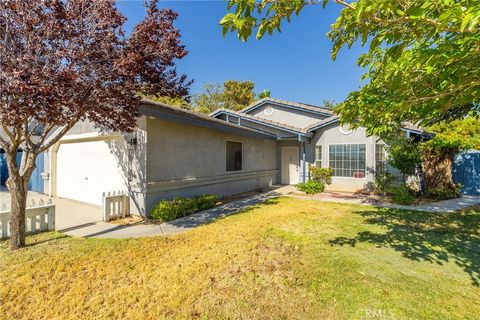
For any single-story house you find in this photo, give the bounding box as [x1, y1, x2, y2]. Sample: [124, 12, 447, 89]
[40, 98, 425, 216]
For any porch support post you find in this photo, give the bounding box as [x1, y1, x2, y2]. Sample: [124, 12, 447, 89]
[237, 117, 241, 125]
[302, 141, 306, 182]
[226, 114, 230, 123]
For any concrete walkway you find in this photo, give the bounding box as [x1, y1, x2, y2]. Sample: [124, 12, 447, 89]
[61, 190, 282, 238]
[376, 195, 480, 213]
[276, 185, 480, 213]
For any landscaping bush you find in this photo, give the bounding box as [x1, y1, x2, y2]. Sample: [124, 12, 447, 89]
[374, 171, 394, 196]
[390, 184, 416, 205]
[150, 194, 218, 222]
[426, 185, 461, 200]
[309, 166, 333, 185]
[296, 180, 325, 195]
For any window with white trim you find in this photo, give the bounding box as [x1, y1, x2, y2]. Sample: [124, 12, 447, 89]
[226, 141, 242, 171]
[315, 145, 322, 168]
[329, 144, 366, 178]
[375, 144, 387, 174]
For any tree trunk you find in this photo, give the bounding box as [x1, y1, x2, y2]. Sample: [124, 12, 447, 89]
[7, 176, 29, 250]
[421, 147, 457, 193]
[5, 149, 36, 251]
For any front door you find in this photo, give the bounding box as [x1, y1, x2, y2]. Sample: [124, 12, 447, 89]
[281, 147, 299, 185]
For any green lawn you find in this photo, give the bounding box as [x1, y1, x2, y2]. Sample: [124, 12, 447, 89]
[1, 198, 479, 319]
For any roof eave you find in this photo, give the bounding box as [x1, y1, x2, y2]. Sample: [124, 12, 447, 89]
[140, 101, 277, 140]
[306, 117, 340, 132]
[214, 109, 312, 137]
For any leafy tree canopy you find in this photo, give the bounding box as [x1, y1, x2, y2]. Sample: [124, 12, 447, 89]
[425, 117, 480, 151]
[192, 80, 269, 113]
[322, 99, 338, 110]
[257, 89, 271, 99]
[0, 0, 190, 250]
[146, 95, 191, 109]
[222, 79, 256, 110]
[385, 136, 422, 179]
[220, 0, 480, 135]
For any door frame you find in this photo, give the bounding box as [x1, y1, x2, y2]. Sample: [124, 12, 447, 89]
[281, 146, 300, 185]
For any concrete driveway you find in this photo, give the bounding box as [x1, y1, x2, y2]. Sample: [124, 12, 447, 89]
[0, 188, 103, 231]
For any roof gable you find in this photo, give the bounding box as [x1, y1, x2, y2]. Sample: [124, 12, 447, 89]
[238, 98, 334, 117]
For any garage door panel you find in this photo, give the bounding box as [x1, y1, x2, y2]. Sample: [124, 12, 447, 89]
[56, 139, 127, 205]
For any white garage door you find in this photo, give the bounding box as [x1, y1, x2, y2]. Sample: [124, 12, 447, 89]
[56, 139, 127, 205]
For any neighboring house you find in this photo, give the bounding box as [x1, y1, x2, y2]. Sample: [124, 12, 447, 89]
[40, 97, 424, 216]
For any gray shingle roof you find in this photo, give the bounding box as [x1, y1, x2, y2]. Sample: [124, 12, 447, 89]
[305, 116, 340, 132]
[211, 108, 310, 134]
[239, 97, 335, 115]
[140, 99, 277, 139]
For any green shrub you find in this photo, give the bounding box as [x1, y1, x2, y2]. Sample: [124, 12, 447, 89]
[296, 180, 325, 195]
[309, 166, 333, 185]
[374, 171, 394, 196]
[426, 185, 461, 200]
[390, 184, 416, 205]
[150, 194, 218, 222]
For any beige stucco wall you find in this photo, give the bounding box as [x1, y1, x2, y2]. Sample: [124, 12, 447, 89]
[145, 117, 279, 213]
[307, 123, 381, 192]
[248, 103, 329, 128]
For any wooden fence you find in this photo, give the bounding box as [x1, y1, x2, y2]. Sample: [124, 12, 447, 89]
[0, 198, 56, 239]
[102, 190, 130, 222]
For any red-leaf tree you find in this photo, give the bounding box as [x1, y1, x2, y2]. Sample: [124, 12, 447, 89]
[0, 0, 190, 250]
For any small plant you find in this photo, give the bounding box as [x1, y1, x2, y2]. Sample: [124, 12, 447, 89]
[150, 194, 218, 222]
[296, 180, 325, 195]
[390, 183, 416, 205]
[374, 171, 394, 196]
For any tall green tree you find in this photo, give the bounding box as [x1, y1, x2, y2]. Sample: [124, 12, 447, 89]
[220, 0, 480, 135]
[257, 89, 271, 99]
[222, 80, 256, 110]
[193, 80, 268, 113]
[192, 83, 225, 114]
[146, 95, 191, 110]
[421, 117, 480, 193]
[322, 99, 338, 110]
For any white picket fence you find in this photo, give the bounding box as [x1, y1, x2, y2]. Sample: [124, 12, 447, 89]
[0, 198, 56, 239]
[102, 190, 130, 222]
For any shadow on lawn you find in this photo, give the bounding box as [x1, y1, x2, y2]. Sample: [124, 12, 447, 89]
[329, 207, 480, 286]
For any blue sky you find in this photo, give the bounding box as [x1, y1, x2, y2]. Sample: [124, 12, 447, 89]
[117, 1, 367, 106]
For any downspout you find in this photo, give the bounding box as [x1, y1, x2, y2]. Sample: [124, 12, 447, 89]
[302, 141, 306, 183]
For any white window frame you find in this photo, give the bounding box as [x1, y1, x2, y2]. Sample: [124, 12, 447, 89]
[327, 143, 367, 179]
[375, 143, 387, 174]
[314, 145, 322, 168]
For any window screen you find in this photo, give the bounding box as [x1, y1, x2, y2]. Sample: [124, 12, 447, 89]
[226, 141, 242, 171]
